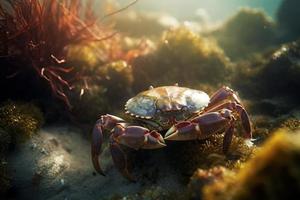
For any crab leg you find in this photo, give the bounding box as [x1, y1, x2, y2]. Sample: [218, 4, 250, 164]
[110, 137, 136, 181]
[165, 109, 236, 152]
[110, 124, 165, 181]
[204, 102, 252, 138]
[165, 109, 233, 141]
[91, 114, 125, 175]
[205, 86, 241, 110]
[223, 122, 234, 153]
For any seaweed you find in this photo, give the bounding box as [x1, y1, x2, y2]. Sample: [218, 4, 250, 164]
[132, 27, 231, 92]
[0, 0, 115, 108]
[188, 166, 236, 200]
[195, 130, 300, 200]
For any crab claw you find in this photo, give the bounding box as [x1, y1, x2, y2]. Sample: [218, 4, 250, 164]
[91, 120, 105, 176]
[165, 121, 199, 141]
[144, 130, 166, 149]
[110, 140, 136, 182]
[116, 125, 166, 150]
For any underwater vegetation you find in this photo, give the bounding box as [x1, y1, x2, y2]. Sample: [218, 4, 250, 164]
[0, 0, 113, 108]
[232, 40, 300, 116]
[189, 130, 300, 200]
[0, 101, 44, 141]
[132, 27, 231, 92]
[166, 134, 255, 180]
[211, 8, 276, 61]
[0, 0, 299, 199]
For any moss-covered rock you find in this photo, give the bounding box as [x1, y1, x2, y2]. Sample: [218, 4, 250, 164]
[0, 101, 44, 141]
[232, 40, 300, 115]
[198, 130, 300, 200]
[188, 166, 236, 200]
[211, 8, 276, 60]
[132, 27, 231, 92]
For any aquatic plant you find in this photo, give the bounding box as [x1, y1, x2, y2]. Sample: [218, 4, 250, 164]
[279, 118, 300, 131]
[211, 8, 276, 60]
[188, 166, 236, 200]
[194, 130, 300, 200]
[0, 0, 116, 108]
[132, 27, 231, 92]
[0, 101, 44, 141]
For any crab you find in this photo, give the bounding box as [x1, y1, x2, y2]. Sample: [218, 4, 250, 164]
[91, 85, 252, 181]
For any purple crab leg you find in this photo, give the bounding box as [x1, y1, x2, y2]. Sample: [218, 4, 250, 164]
[204, 102, 252, 139]
[110, 136, 136, 182]
[110, 124, 165, 181]
[206, 86, 241, 110]
[92, 121, 105, 175]
[165, 110, 232, 141]
[91, 115, 125, 176]
[223, 123, 234, 153]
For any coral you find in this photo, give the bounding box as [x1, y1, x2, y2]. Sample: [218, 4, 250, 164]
[0, 101, 44, 141]
[211, 8, 276, 60]
[277, 0, 300, 42]
[132, 27, 231, 92]
[200, 130, 300, 200]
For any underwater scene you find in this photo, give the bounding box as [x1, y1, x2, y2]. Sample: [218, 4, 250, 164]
[0, 0, 300, 199]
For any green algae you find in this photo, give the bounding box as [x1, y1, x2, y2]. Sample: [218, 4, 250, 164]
[0, 101, 44, 141]
[132, 27, 231, 92]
